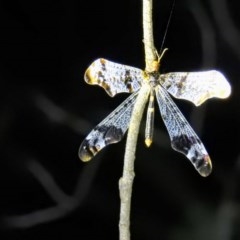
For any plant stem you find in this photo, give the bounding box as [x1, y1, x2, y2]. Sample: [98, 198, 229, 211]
[143, 0, 157, 71]
[118, 0, 156, 240]
[119, 84, 150, 240]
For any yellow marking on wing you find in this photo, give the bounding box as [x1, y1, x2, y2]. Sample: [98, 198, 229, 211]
[100, 58, 106, 65]
[84, 66, 97, 84]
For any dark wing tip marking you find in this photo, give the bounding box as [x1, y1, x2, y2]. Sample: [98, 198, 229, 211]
[79, 92, 138, 162]
[78, 125, 124, 162]
[172, 134, 192, 155]
[104, 126, 123, 144]
[171, 134, 212, 177]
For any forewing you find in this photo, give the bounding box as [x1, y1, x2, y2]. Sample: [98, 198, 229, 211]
[160, 70, 231, 106]
[79, 92, 138, 162]
[155, 85, 212, 177]
[84, 58, 143, 97]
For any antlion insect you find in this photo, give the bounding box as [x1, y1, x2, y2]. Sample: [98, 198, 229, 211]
[78, 49, 231, 177]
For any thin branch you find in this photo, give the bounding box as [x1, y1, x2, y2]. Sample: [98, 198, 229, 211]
[35, 94, 92, 135]
[119, 84, 150, 240]
[143, 0, 157, 72]
[28, 160, 73, 204]
[187, 0, 216, 136]
[187, 0, 216, 68]
[3, 158, 100, 229]
[119, 0, 156, 240]
[210, 0, 240, 61]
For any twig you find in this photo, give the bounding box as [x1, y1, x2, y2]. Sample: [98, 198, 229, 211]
[119, 84, 150, 240]
[210, 0, 240, 61]
[118, 0, 156, 240]
[3, 158, 100, 228]
[143, 0, 157, 72]
[187, 0, 216, 68]
[35, 94, 92, 134]
[187, 0, 216, 136]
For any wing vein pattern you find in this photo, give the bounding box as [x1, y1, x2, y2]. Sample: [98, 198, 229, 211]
[84, 59, 143, 97]
[79, 92, 139, 161]
[160, 70, 231, 106]
[155, 85, 212, 176]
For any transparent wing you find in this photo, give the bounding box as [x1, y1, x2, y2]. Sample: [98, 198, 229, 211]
[155, 85, 212, 177]
[160, 70, 231, 106]
[84, 58, 143, 97]
[79, 92, 138, 162]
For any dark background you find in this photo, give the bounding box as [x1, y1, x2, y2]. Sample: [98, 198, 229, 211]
[0, 0, 240, 239]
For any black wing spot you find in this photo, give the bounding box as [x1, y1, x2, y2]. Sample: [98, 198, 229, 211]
[176, 74, 188, 96]
[195, 158, 204, 169]
[124, 70, 133, 91]
[104, 126, 123, 144]
[172, 134, 196, 154]
[93, 125, 108, 135]
[97, 71, 104, 81]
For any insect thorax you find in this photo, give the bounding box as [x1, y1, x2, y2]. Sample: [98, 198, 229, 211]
[144, 71, 160, 88]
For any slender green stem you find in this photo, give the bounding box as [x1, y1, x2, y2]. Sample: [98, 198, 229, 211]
[118, 0, 156, 240]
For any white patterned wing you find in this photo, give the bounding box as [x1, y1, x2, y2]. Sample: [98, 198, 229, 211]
[79, 92, 138, 162]
[160, 70, 231, 106]
[155, 85, 212, 177]
[84, 59, 143, 97]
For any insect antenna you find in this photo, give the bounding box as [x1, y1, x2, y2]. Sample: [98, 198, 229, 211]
[159, 0, 176, 54]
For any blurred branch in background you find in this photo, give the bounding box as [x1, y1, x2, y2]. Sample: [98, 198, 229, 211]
[170, 154, 240, 240]
[213, 155, 240, 240]
[187, 0, 217, 135]
[210, 0, 240, 61]
[3, 157, 100, 228]
[2, 92, 103, 229]
[187, 0, 216, 68]
[35, 94, 92, 135]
